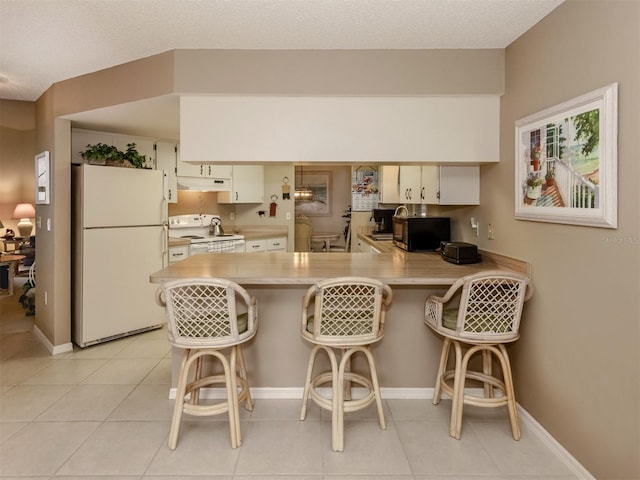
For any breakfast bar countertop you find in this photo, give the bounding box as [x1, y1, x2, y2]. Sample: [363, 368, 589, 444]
[150, 250, 528, 286]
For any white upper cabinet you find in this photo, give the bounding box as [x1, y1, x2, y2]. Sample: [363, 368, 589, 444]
[399, 165, 479, 205]
[176, 161, 232, 179]
[180, 96, 499, 163]
[218, 165, 265, 204]
[399, 166, 423, 203]
[379, 166, 400, 204]
[422, 166, 480, 205]
[155, 142, 178, 204]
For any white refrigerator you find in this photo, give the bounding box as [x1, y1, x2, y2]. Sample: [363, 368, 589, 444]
[72, 164, 167, 347]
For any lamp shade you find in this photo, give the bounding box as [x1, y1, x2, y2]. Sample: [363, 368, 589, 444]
[12, 203, 35, 219]
[12, 203, 35, 238]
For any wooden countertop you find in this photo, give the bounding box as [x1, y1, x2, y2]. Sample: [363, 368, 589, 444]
[150, 250, 528, 286]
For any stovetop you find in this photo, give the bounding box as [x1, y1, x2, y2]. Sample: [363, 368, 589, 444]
[168, 214, 244, 243]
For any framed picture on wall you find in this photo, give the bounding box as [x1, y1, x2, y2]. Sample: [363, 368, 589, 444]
[295, 170, 332, 216]
[35, 151, 51, 204]
[514, 83, 618, 228]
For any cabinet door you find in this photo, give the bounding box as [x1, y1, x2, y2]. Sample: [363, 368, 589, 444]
[438, 166, 480, 205]
[420, 166, 440, 204]
[176, 162, 232, 178]
[168, 245, 188, 264]
[266, 237, 287, 252]
[399, 166, 422, 203]
[245, 239, 266, 252]
[203, 164, 232, 179]
[155, 142, 177, 203]
[176, 161, 205, 177]
[379, 165, 400, 204]
[219, 165, 264, 203]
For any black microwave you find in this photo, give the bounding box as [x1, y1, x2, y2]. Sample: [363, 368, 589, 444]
[392, 216, 451, 252]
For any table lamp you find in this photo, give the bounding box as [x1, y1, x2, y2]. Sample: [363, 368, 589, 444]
[12, 203, 35, 238]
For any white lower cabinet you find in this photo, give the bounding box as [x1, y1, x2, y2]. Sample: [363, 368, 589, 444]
[168, 245, 188, 264]
[267, 237, 287, 252]
[245, 239, 267, 253]
[245, 236, 288, 253]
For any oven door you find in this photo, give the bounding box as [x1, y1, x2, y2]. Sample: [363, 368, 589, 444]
[190, 240, 245, 254]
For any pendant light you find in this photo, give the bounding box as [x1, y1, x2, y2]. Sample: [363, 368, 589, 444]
[294, 166, 314, 200]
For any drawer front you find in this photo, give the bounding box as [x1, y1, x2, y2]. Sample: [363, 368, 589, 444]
[245, 239, 267, 252]
[267, 237, 287, 251]
[168, 245, 189, 263]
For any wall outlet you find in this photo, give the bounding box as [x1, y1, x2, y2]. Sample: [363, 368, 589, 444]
[488, 223, 494, 240]
[286, 212, 291, 220]
[229, 212, 235, 220]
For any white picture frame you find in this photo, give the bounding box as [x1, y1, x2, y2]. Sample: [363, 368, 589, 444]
[35, 151, 51, 205]
[514, 83, 618, 228]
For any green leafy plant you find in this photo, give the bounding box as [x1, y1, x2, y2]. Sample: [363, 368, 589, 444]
[526, 174, 543, 187]
[123, 143, 148, 168]
[80, 142, 148, 168]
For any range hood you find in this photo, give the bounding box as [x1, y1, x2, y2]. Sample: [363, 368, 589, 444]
[176, 176, 231, 192]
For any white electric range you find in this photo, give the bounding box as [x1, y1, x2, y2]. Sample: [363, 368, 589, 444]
[168, 214, 245, 255]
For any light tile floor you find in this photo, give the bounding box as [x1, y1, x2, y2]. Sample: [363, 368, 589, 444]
[0, 284, 580, 479]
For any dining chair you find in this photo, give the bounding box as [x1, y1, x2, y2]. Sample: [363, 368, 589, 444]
[329, 223, 351, 252]
[156, 278, 258, 449]
[295, 217, 313, 252]
[424, 270, 533, 440]
[299, 276, 393, 451]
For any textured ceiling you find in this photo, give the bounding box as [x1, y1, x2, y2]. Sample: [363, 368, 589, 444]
[1, 0, 564, 102]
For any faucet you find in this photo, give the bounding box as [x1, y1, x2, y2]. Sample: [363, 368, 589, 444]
[394, 205, 409, 217]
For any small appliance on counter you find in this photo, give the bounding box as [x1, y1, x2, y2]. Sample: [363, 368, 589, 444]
[392, 215, 451, 252]
[369, 208, 395, 240]
[440, 241, 482, 264]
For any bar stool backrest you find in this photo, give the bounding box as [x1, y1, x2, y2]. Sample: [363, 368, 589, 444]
[426, 270, 530, 343]
[157, 278, 257, 349]
[302, 276, 393, 346]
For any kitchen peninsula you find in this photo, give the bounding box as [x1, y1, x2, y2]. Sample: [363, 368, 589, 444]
[150, 249, 528, 391]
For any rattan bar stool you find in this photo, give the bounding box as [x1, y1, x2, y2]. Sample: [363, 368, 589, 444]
[156, 278, 258, 449]
[424, 270, 533, 440]
[299, 277, 393, 451]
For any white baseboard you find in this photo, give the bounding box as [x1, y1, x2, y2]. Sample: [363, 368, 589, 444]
[517, 406, 596, 480]
[167, 386, 593, 479]
[33, 325, 73, 355]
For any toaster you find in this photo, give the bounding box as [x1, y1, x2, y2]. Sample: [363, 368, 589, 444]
[440, 241, 482, 265]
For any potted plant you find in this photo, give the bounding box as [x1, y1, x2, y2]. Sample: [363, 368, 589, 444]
[526, 173, 543, 200]
[80, 142, 148, 168]
[530, 145, 541, 171]
[545, 163, 556, 187]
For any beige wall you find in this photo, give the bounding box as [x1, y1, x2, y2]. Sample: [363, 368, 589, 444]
[443, 1, 639, 478]
[0, 100, 36, 233]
